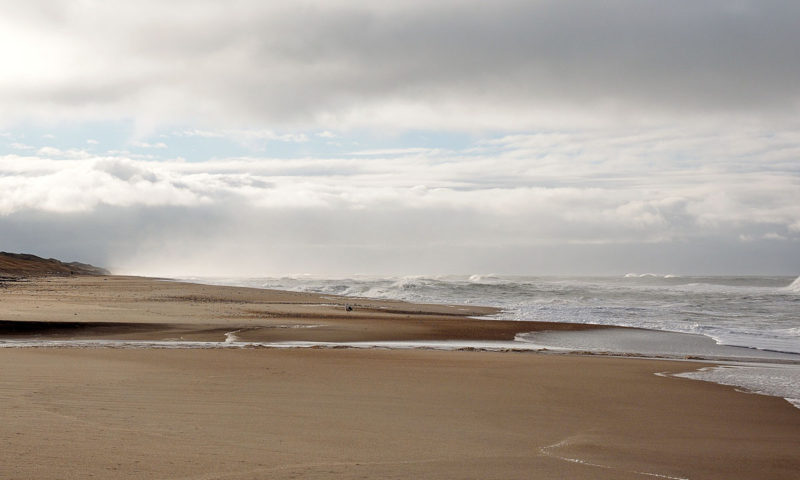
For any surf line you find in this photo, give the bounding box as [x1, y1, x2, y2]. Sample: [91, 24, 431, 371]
[224, 330, 242, 343]
[539, 439, 690, 480]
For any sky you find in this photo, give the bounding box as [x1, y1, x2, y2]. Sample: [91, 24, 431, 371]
[1, 0, 799, 276]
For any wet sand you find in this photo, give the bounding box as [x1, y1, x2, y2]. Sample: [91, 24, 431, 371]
[0, 275, 601, 343]
[1, 276, 799, 479]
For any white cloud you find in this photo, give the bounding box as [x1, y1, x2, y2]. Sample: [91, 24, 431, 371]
[36, 146, 63, 156]
[34, 146, 92, 159]
[237, 130, 308, 143]
[130, 140, 168, 149]
[1, 125, 797, 252]
[0, 1, 797, 274]
[173, 129, 224, 138]
[172, 128, 308, 149]
[349, 147, 444, 157]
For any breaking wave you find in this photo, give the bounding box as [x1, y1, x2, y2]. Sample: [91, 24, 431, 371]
[787, 276, 800, 293]
[183, 274, 800, 355]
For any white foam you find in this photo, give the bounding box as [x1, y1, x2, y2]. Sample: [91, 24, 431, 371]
[5, 334, 798, 412]
[171, 274, 800, 402]
[0, 337, 546, 352]
[540, 439, 690, 479]
[224, 330, 240, 343]
[698, 328, 800, 356]
[514, 329, 800, 361]
[468, 273, 501, 283]
[675, 364, 800, 410]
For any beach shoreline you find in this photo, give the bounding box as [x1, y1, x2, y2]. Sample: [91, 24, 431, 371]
[1, 275, 799, 479]
[0, 275, 608, 343]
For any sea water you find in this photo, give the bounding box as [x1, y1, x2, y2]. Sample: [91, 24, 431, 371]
[183, 273, 800, 408]
[4, 274, 797, 407]
[188, 274, 800, 355]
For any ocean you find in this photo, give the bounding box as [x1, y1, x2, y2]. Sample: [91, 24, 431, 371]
[185, 273, 800, 408]
[3, 273, 797, 407]
[189, 274, 800, 354]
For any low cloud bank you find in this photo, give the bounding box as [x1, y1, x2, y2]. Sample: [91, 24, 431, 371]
[1, 126, 797, 275]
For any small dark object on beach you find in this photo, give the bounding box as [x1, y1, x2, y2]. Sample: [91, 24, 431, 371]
[345, 304, 353, 312]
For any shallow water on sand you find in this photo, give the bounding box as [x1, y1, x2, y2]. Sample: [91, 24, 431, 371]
[187, 274, 800, 354]
[182, 274, 800, 408]
[3, 327, 799, 409]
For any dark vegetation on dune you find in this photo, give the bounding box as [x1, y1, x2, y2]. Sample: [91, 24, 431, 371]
[0, 252, 110, 279]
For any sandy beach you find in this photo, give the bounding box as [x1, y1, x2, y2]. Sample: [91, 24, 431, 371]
[4, 1, 799, 478]
[1, 276, 799, 479]
[0, 275, 600, 343]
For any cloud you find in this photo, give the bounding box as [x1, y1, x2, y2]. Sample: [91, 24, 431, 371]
[130, 140, 167, 149]
[173, 128, 309, 150]
[1, 1, 799, 131]
[173, 129, 225, 139]
[349, 147, 444, 156]
[34, 146, 92, 159]
[3, 203, 798, 276]
[762, 232, 788, 241]
[1, 1, 797, 274]
[1, 125, 797, 254]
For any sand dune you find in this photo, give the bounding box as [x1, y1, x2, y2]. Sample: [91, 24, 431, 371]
[0, 251, 109, 278]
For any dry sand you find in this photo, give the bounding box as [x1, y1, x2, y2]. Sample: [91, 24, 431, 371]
[1, 276, 799, 479]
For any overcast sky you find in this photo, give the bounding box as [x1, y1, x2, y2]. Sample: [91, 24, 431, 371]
[1, 0, 798, 276]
